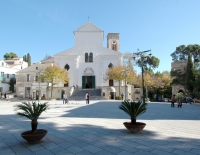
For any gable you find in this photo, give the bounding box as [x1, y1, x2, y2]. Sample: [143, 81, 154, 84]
[74, 21, 103, 33]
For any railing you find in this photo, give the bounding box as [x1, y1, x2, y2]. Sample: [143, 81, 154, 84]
[70, 86, 75, 96]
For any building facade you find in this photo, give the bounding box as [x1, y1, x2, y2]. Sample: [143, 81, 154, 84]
[0, 58, 28, 94]
[16, 22, 127, 99]
[171, 60, 188, 95]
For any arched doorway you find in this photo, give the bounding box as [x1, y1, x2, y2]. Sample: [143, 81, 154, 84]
[178, 89, 185, 94]
[82, 67, 95, 89]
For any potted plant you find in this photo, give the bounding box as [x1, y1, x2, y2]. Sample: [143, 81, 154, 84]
[14, 101, 49, 143]
[119, 101, 147, 133]
[115, 96, 122, 100]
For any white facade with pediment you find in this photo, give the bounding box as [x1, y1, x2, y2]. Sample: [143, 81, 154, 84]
[16, 21, 127, 99]
[54, 21, 122, 89]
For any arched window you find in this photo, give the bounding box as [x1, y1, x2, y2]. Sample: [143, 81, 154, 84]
[64, 64, 70, 70]
[108, 63, 114, 68]
[85, 53, 89, 62]
[89, 53, 93, 62]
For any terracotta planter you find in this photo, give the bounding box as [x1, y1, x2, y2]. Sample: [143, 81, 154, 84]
[21, 129, 48, 143]
[123, 122, 146, 133]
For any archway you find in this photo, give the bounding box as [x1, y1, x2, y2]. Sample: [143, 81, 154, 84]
[178, 89, 185, 94]
[82, 67, 95, 89]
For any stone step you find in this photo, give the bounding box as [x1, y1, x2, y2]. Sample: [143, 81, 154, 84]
[69, 89, 104, 100]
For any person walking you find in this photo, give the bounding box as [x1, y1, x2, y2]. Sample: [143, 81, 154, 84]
[4, 93, 7, 99]
[171, 94, 176, 107]
[85, 92, 90, 104]
[63, 92, 67, 104]
[178, 98, 182, 108]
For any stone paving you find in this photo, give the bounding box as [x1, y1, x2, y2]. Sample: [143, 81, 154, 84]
[0, 99, 200, 155]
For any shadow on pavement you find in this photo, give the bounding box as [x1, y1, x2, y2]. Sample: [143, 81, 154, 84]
[57, 101, 200, 120]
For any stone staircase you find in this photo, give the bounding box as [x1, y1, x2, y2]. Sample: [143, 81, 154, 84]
[69, 89, 106, 100]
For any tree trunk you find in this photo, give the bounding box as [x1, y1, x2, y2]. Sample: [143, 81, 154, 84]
[119, 80, 121, 96]
[51, 82, 53, 98]
[131, 117, 136, 124]
[31, 122, 38, 132]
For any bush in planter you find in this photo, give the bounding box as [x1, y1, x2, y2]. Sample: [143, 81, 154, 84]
[14, 102, 49, 132]
[14, 102, 50, 142]
[119, 101, 147, 132]
[116, 96, 122, 100]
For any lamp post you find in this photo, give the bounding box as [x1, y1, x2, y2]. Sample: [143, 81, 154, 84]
[121, 70, 129, 101]
[133, 49, 152, 103]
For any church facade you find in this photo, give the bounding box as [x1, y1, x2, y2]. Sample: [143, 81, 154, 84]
[54, 21, 122, 89]
[16, 21, 125, 99]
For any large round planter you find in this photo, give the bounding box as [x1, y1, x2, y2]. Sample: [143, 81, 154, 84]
[21, 129, 48, 143]
[123, 122, 146, 133]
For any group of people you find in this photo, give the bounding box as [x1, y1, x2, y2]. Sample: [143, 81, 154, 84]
[171, 94, 182, 108]
[62, 91, 90, 104]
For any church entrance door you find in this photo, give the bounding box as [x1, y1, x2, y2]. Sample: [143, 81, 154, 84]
[82, 76, 95, 89]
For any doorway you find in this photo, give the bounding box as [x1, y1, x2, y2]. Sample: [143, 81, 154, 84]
[82, 76, 95, 89]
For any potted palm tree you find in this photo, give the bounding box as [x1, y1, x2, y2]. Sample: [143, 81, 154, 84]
[119, 101, 147, 133]
[14, 101, 49, 143]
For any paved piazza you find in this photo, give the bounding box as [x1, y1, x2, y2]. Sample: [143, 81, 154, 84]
[0, 99, 200, 155]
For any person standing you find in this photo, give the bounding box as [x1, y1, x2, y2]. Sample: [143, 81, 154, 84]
[4, 93, 7, 99]
[63, 92, 67, 104]
[85, 92, 90, 104]
[171, 94, 175, 107]
[87, 92, 90, 104]
[178, 98, 182, 108]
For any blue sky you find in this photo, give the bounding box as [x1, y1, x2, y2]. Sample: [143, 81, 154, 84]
[0, 0, 200, 73]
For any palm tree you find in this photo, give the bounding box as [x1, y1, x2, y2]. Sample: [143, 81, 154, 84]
[119, 101, 147, 124]
[14, 102, 49, 132]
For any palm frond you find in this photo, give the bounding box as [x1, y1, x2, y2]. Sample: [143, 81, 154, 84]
[119, 101, 147, 121]
[14, 101, 49, 122]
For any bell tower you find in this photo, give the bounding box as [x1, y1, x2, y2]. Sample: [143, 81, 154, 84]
[107, 33, 120, 52]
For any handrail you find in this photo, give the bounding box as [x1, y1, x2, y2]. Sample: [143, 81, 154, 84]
[69, 86, 74, 96]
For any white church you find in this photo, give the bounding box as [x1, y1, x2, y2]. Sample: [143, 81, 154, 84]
[16, 21, 140, 100]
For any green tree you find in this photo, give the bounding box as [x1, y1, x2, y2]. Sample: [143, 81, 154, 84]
[171, 44, 200, 62]
[191, 59, 200, 98]
[27, 53, 31, 66]
[42, 65, 69, 98]
[123, 52, 160, 70]
[186, 53, 195, 96]
[137, 56, 160, 70]
[4, 52, 18, 60]
[9, 78, 16, 92]
[23, 55, 27, 62]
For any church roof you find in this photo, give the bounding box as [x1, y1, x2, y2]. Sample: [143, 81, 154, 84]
[73, 21, 103, 34]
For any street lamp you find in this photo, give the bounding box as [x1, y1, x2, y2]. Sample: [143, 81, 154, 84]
[133, 49, 152, 103]
[121, 70, 129, 101]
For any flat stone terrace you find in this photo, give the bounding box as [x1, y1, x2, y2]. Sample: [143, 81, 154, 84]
[0, 99, 200, 155]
